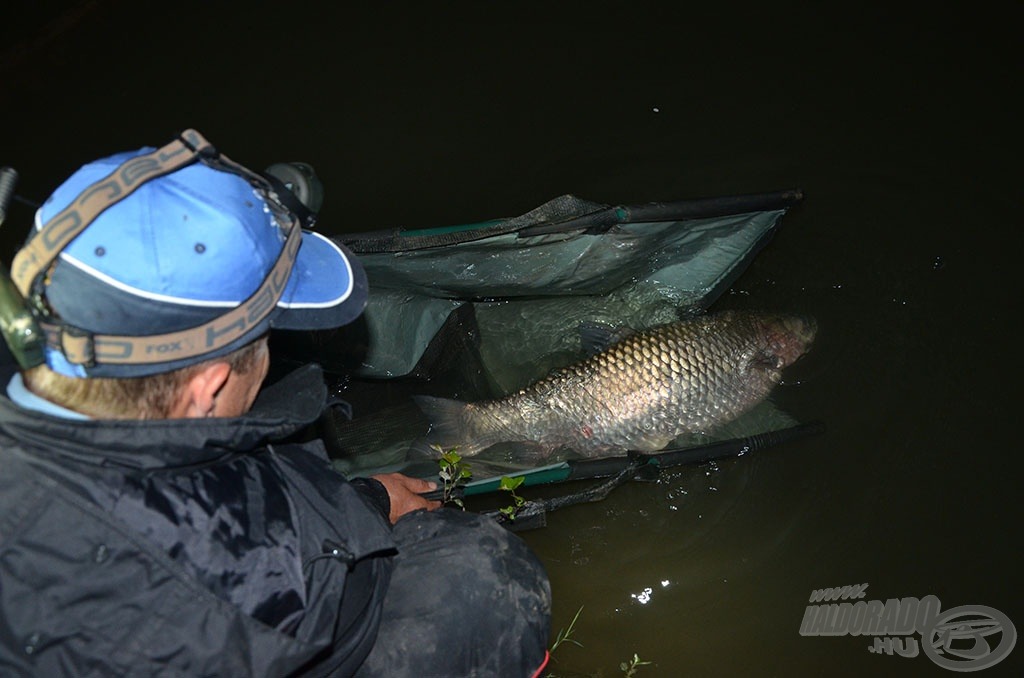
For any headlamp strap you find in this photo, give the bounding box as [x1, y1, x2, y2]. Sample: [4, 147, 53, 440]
[40, 216, 300, 366]
[11, 129, 214, 297]
[13, 128, 303, 368]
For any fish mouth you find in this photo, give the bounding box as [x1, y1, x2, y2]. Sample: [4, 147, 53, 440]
[767, 314, 817, 367]
[783, 315, 817, 347]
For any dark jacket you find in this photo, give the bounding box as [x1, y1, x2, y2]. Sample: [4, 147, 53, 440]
[0, 364, 396, 677]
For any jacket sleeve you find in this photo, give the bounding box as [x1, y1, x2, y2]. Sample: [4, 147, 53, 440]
[348, 476, 391, 522]
[0, 465, 329, 676]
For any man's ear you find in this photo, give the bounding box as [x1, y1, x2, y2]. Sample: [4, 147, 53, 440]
[167, 362, 232, 419]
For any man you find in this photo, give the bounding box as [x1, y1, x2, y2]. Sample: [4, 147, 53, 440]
[0, 130, 551, 676]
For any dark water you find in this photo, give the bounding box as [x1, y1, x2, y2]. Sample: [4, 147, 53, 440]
[3, 2, 1021, 675]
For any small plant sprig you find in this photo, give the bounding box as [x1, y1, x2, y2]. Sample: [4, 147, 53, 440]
[497, 475, 526, 521]
[545, 605, 584, 677]
[549, 605, 584, 656]
[620, 653, 652, 677]
[434, 445, 472, 509]
[545, 606, 651, 677]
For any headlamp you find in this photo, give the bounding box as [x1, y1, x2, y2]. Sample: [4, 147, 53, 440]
[0, 166, 46, 369]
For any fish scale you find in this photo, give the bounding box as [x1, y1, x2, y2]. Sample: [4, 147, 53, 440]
[415, 310, 816, 458]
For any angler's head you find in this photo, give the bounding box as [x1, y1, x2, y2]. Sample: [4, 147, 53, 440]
[11, 129, 368, 379]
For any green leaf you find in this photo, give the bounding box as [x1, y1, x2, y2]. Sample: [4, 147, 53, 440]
[499, 475, 525, 491]
[440, 450, 462, 465]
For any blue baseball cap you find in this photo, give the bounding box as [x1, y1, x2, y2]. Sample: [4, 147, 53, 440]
[31, 146, 367, 378]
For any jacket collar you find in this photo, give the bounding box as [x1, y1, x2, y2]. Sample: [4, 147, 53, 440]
[0, 363, 329, 471]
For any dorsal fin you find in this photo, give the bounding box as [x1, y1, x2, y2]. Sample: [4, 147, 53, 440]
[578, 321, 635, 356]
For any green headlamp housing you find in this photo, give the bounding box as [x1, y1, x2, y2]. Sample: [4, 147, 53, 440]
[0, 167, 45, 370]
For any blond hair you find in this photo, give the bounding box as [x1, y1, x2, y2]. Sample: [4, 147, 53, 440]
[22, 337, 269, 420]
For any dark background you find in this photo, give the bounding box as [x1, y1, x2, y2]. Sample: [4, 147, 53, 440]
[2, 2, 1021, 675]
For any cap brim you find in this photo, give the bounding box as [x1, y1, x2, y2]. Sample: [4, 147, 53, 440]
[273, 232, 368, 330]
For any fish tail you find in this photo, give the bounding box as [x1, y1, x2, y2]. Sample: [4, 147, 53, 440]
[413, 395, 503, 457]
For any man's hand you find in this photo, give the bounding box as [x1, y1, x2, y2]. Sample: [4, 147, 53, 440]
[370, 473, 441, 524]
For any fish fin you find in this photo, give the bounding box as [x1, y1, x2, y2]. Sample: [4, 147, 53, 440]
[412, 395, 492, 456]
[629, 435, 676, 452]
[578, 321, 634, 356]
[406, 437, 443, 459]
[676, 306, 704, 321]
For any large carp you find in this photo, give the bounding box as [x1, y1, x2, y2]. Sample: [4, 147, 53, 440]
[414, 310, 816, 458]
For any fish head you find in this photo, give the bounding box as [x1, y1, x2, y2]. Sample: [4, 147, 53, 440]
[760, 314, 817, 370]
